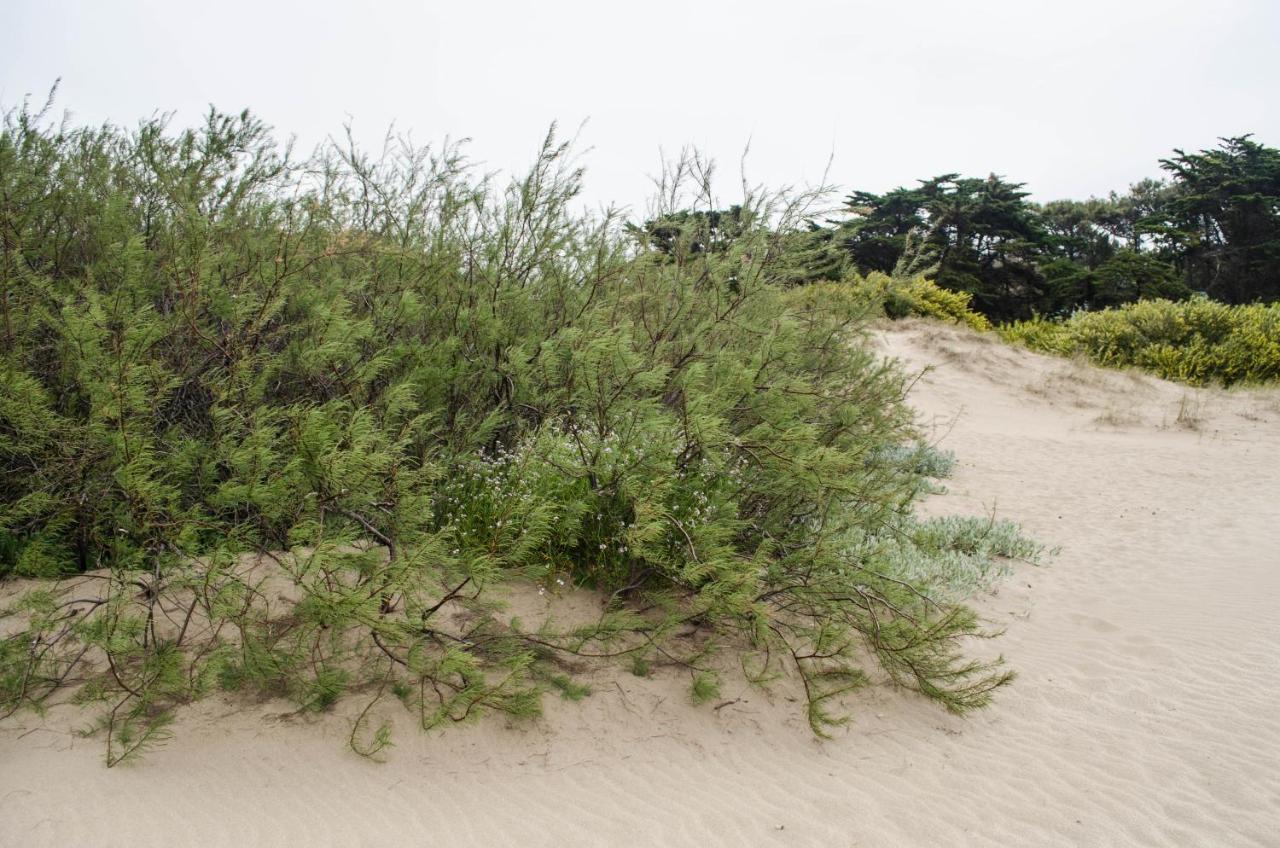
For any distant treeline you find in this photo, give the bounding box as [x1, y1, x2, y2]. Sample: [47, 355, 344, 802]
[637, 136, 1280, 321]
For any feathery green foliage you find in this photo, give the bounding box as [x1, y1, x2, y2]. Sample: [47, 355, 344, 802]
[0, 100, 1030, 759]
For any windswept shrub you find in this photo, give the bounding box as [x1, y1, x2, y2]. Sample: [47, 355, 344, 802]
[1001, 298, 1280, 385]
[786, 274, 990, 331]
[0, 101, 1026, 760]
[890, 276, 993, 332]
[844, 273, 992, 331]
[997, 315, 1075, 356]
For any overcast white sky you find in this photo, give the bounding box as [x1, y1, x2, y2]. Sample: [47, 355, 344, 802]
[3, 0, 1277, 214]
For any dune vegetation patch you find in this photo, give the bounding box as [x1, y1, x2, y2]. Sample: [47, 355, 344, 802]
[0, 104, 1041, 764]
[1001, 299, 1280, 387]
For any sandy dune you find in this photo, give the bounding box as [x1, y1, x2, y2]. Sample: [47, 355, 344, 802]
[3, 320, 1279, 847]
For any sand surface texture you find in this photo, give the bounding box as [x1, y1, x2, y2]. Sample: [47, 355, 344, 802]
[3, 321, 1279, 847]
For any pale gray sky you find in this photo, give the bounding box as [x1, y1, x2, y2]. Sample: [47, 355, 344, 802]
[3, 0, 1277, 213]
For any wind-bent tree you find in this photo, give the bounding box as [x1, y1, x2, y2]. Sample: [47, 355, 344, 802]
[1158, 135, 1280, 304]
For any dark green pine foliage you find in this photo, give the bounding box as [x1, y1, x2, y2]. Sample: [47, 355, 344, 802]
[911, 174, 1048, 320]
[1158, 135, 1280, 304]
[1038, 199, 1117, 268]
[628, 205, 757, 257]
[840, 187, 928, 276]
[840, 175, 1051, 320]
[829, 138, 1280, 319]
[0, 102, 1016, 762]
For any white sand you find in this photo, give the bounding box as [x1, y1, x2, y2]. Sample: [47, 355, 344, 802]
[3, 320, 1279, 847]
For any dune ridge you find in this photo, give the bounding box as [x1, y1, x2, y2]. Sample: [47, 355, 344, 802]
[3, 321, 1278, 847]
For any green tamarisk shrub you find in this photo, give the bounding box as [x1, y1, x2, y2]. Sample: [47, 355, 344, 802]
[0, 99, 1029, 761]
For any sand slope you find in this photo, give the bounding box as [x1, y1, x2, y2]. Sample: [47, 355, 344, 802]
[3, 320, 1279, 847]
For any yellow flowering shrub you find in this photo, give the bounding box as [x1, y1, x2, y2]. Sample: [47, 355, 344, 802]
[825, 273, 991, 331]
[1000, 298, 1280, 386]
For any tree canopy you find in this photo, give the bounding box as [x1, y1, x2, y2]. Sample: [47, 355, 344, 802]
[642, 135, 1280, 321]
